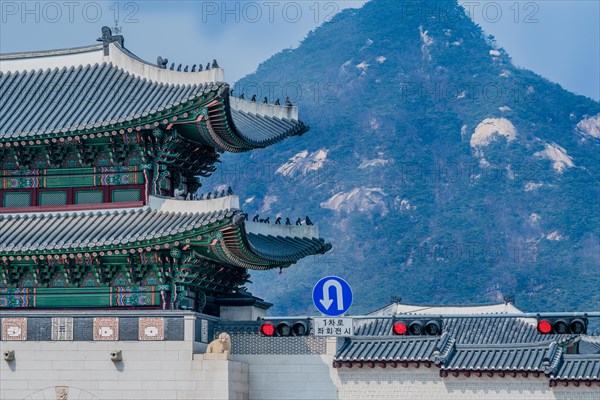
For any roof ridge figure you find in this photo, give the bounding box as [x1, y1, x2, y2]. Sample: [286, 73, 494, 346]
[97, 26, 124, 56]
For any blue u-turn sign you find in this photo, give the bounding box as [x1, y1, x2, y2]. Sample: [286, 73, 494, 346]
[313, 276, 353, 316]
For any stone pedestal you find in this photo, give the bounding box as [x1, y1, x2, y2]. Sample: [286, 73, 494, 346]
[194, 355, 249, 400]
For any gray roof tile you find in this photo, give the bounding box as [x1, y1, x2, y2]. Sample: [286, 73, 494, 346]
[551, 355, 600, 380]
[441, 342, 562, 373]
[335, 332, 453, 363]
[353, 316, 573, 344]
[579, 336, 600, 355]
[0, 208, 226, 252]
[246, 233, 330, 263]
[0, 63, 212, 139]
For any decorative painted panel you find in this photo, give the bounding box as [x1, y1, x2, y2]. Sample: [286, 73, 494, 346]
[0, 288, 36, 308]
[1, 167, 143, 190]
[139, 317, 165, 341]
[93, 317, 119, 341]
[52, 317, 74, 341]
[109, 285, 168, 307]
[36, 287, 110, 308]
[1, 317, 27, 341]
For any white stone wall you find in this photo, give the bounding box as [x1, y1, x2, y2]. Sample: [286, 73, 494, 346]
[1, 335, 598, 400]
[0, 341, 248, 400]
[231, 339, 599, 400]
[233, 354, 339, 400]
[336, 369, 600, 400]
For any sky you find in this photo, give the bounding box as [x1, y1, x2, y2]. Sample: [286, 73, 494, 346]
[0, 0, 598, 100]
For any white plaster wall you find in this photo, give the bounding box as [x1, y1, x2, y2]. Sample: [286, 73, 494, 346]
[220, 306, 267, 321]
[229, 97, 298, 120]
[0, 43, 224, 85]
[233, 354, 338, 400]
[232, 340, 599, 400]
[336, 369, 600, 400]
[1, 337, 598, 400]
[149, 195, 240, 214]
[0, 341, 247, 400]
[245, 221, 320, 239]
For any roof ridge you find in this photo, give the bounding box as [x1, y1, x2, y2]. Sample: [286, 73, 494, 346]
[453, 340, 559, 349]
[0, 44, 103, 59]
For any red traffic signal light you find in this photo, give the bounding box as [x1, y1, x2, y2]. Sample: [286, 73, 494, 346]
[259, 323, 275, 336]
[537, 320, 552, 334]
[259, 320, 311, 336]
[392, 318, 443, 336]
[393, 322, 407, 335]
[537, 317, 588, 335]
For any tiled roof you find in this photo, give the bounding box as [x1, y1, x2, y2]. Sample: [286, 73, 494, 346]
[0, 43, 308, 150]
[0, 207, 233, 252]
[246, 233, 331, 263]
[551, 354, 600, 381]
[0, 204, 331, 268]
[229, 108, 307, 147]
[337, 304, 598, 383]
[370, 302, 521, 316]
[441, 342, 562, 373]
[335, 332, 453, 363]
[579, 336, 600, 355]
[444, 317, 573, 345]
[0, 63, 214, 139]
[353, 316, 572, 344]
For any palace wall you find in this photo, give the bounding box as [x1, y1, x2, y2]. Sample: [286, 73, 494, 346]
[0, 312, 249, 400]
[1, 313, 598, 400]
[335, 369, 599, 400]
[228, 333, 599, 400]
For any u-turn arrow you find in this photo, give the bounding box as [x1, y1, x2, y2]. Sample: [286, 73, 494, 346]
[319, 279, 344, 310]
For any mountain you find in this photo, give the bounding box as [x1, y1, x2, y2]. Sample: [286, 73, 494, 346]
[204, 0, 600, 315]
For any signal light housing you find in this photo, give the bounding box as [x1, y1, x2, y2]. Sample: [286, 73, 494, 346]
[425, 320, 441, 335]
[259, 319, 311, 337]
[392, 318, 443, 336]
[537, 317, 588, 335]
[553, 319, 569, 334]
[409, 321, 424, 335]
[291, 321, 309, 336]
[569, 318, 586, 334]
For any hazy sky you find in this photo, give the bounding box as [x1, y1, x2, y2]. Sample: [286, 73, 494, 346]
[0, 0, 598, 100]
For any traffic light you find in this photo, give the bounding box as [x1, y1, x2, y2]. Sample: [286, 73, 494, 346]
[259, 319, 311, 337]
[537, 317, 587, 334]
[392, 318, 443, 336]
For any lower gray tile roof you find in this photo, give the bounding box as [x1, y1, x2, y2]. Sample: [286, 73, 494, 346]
[551, 354, 600, 380]
[441, 342, 562, 373]
[335, 332, 453, 363]
[338, 316, 598, 382]
[444, 317, 574, 344]
[579, 336, 600, 355]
